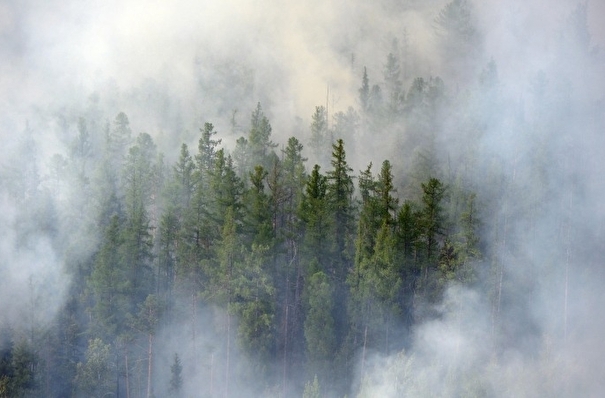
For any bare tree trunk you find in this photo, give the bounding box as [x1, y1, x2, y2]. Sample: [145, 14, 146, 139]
[282, 300, 288, 398]
[226, 312, 231, 398]
[361, 325, 368, 380]
[125, 353, 130, 398]
[147, 334, 153, 398]
[492, 157, 516, 344]
[210, 353, 214, 397]
[191, 293, 197, 373]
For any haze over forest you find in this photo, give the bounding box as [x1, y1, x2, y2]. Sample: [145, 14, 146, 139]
[1, 0, 604, 397]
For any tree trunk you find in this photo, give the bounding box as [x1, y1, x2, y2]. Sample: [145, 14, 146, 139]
[125, 353, 130, 398]
[147, 334, 153, 398]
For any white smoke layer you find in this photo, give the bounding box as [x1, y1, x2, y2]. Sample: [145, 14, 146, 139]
[1, 0, 604, 396]
[0, 195, 68, 331]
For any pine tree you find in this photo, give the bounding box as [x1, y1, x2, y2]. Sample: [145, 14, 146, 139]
[300, 165, 330, 273]
[173, 143, 195, 209]
[249, 102, 277, 169]
[359, 67, 370, 112]
[326, 139, 355, 283]
[89, 215, 127, 339]
[418, 177, 447, 302]
[121, 134, 156, 311]
[309, 106, 330, 166]
[244, 165, 273, 248]
[74, 338, 113, 398]
[169, 353, 183, 396]
[302, 374, 321, 398]
[304, 271, 335, 383]
[383, 46, 404, 120]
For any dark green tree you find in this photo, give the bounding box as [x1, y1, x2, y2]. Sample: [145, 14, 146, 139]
[300, 165, 330, 273]
[244, 165, 273, 248]
[89, 215, 126, 339]
[303, 271, 335, 384]
[326, 139, 355, 283]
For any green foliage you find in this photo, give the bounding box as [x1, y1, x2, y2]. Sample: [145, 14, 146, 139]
[420, 177, 447, 262]
[169, 353, 183, 395]
[8, 41, 508, 397]
[304, 272, 335, 381]
[172, 143, 196, 208]
[244, 165, 273, 247]
[9, 339, 38, 397]
[249, 102, 277, 169]
[309, 106, 331, 165]
[302, 374, 321, 398]
[74, 338, 113, 397]
[232, 244, 276, 363]
[300, 165, 330, 272]
[89, 215, 127, 339]
[326, 139, 355, 281]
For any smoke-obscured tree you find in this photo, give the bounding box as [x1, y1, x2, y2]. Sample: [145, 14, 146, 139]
[231, 244, 275, 376]
[121, 133, 156, 312]
[88, 215, 126, 340]
[308, 106, 330, 167]
[233, 136, 250, 179]
[279, 138, 308, 375]
[172, 143, 195, 209]
[169, 353, 183, 397]
[383, 46, 405, 122]
[196, 123, 222, 174]
[393, 200, 422, 331]
[355, 163, 378, 270]
[303, 271, 335, 384]
[107, 112, 133, 162]
[7, 338, 39, 397]
[249, 102, 277, 170]
[131, 294, 164, 398]
[176, 127, 224, 294]
[208, 150, 244, 234]
[434, 0, 480, 60]
[70, 117, 92, 179]
[74, 338, 112, 398]
[359, 67, 370, 113]
[331, 107, 360, 158]
[157, 207, 180, 302]
[302, 374, 321, 398]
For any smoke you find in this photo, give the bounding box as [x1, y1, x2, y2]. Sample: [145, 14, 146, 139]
[0, 194, 68, 331]
[1, 0, 604, 396]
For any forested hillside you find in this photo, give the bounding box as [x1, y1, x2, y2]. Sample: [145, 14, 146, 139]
[1, 1, 604, 397]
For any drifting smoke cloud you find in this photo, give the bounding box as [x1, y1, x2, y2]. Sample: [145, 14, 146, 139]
[0, 194, 68, 330]
[1, 0, 604, 396]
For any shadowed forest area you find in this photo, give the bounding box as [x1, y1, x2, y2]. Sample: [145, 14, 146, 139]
[1, 0, 604, 397]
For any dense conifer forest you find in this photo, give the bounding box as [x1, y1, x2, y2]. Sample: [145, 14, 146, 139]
[1, 0, 604, 397]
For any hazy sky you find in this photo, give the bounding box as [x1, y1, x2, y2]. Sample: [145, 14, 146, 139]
[2, 0, 601, 138]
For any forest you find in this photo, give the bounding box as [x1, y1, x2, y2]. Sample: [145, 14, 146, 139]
[0, 0, 604, 397]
